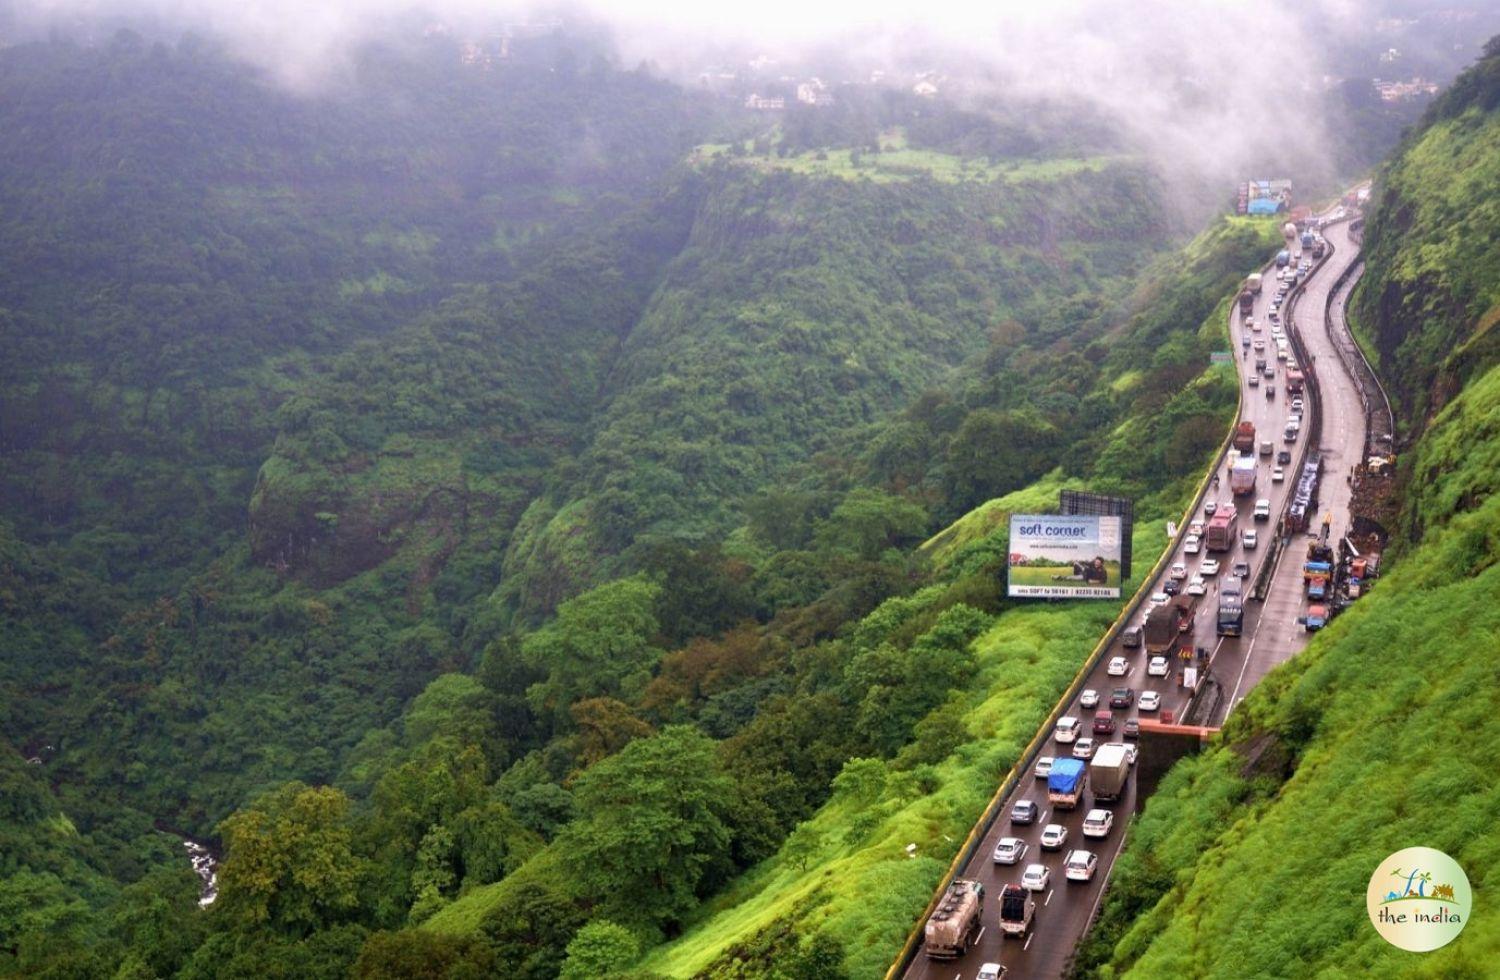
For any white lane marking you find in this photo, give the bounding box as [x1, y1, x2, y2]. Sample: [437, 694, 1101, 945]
[975, 926, 985, 944]
[1045, 888, 1053, 907]
[1024, 933, 1034, 952]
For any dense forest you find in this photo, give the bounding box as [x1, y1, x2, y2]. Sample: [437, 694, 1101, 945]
[1076, 37, 1500, 978]
[0, 16, 1465, 980]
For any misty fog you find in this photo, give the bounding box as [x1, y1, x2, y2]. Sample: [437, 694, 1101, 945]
[5, 0, 1497, 214]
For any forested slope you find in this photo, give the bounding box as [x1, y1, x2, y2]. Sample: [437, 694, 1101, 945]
[1077, 38, 1500, 979]
[0, 27, 1189, 977]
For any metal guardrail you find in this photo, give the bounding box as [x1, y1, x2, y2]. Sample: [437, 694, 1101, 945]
[883, 271, 1250, 980]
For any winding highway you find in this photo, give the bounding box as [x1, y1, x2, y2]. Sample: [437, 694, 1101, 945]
[897, 203, 1367, 980]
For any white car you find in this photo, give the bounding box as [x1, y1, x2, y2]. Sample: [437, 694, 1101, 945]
[1249, 319, 1261, 332]
[993, 836, 1028, 865]
[1199, 558, 1220, 576]
[1272, 466, 1286, 483]
[1184, 535, 1201, 555]
[1082, 809, 1115, 838]
[1055, 716, 1082, 743]
[1243, 529, 1258, 549]
[1148, 656, 1169, 677]
[1254, 499, 1272, 521]
[1040, 823, 1069, 851]
[1034, 756, 1054, 778]
[1064, 849, 1098, 882]
[977, 964, 1005, 980]
[1072, 737, 1096, 760]
[1149, 591, 1170, 609]
[1021, 863, 1051, 892]
[1138, 690, 1161, 712]
[1187, 575, 1206, 596]
[1291, 397, 1304, 413]
[1188, 520, 1205, 537]
[1107, 656, 1129, 676]
[1169, 562, 1187, 580]
[1080, 688, 1100, 708]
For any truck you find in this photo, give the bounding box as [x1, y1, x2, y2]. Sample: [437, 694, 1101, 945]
[1205, 507, 1238, 552]
[1232, 420, 1257, 454]
[1300, 230, 1315, 249]
[1286, 368, 1304, 396]
[1090, 743, 1131, 803]
[1229, 455, 1257, 496]
[1304, 561, 1331, 600]
[1282, 221, 1298, 242]
[923, 878, 984, 959]
[1276, 249, 1291, 268]
[1239, 290, 1254, 315]
[1047, 758, 1088, 810]
[1312, 238, 1326, 259]
[1246, 272, 1263, 295]
[1303, 603, 1328, 631]
[999, 884, 1036, 938]
[1144, 598, 1193, 655]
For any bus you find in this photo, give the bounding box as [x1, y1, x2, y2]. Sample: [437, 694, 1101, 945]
[1205, 507, 1239, 552]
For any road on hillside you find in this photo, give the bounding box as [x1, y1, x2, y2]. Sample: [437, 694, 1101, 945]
[900, 209, 1366, 980]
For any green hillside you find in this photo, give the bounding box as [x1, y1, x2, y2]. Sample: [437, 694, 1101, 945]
[413, 214, 1278, 978]
[1077, 38, 1500, 979]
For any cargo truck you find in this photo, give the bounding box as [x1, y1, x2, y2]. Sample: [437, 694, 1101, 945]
[1143, 603, 1176, 656]
[1239, 290, 1254, 315]
[1047, 758, 1088, 810]
[999, 884, 1036, 938]
[1304, 562, 1331, 600]
[1303, 604, 1328, 631]
[1229, 455, 1257, 496]
[1312, 239, 1326, 259]
[1232, 421, 1256, 454]
[1090, 743, 1131, 803]
[1300, 230, 1315, 249]
[1276, 249, 1291, 267]
[1246, 272, 1263, 295]
[1286, 368, 1304, 395]
[1205, 508, 1239, 552]
[923, 878, 985, 959]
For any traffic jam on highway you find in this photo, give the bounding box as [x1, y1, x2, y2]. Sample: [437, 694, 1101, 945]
[907, 214, 1363, 980]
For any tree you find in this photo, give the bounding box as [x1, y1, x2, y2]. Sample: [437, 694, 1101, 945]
[813, 489, 928, 560]
[522, 576, 663, 725]
[559, 920, 640, 979]
[215, 782, 364, 936]
[558, 726, 736, 929]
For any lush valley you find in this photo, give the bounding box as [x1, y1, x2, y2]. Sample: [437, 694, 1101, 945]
[0, 26, 1186, 978]
[2, 15, 1491, 980]
[1076, 37, 1500, 979]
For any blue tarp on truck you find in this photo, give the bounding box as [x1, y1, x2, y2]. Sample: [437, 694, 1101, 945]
[1047, 758, 1087, 808]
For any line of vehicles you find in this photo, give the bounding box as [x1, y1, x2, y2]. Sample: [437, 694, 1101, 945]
[916, 224, 1336, 976]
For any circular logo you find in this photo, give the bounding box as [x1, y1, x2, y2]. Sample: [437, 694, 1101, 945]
[1367, 847, 1471, 951]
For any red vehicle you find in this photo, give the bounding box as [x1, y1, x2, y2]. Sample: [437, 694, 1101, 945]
[1093, 710, 1115, 735]
[1205, 508, 1239, 552]
[1286, 369, 1305, 395]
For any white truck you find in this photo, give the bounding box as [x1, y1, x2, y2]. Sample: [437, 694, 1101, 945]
[1090, 743, 1131, 803]
[1229, 455, 1257, 496]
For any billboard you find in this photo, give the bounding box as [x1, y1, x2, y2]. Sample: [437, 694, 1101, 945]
[1007, 514, 1123, 598]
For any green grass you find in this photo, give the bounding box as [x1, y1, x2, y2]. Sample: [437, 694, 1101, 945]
[689, 129, 1123, 185]
[1080, 361, 1500, 977]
